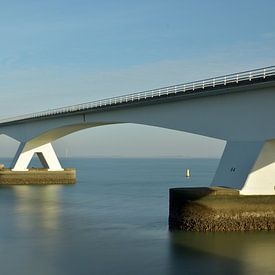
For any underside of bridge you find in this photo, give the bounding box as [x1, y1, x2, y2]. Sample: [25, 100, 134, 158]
[3, 122, 275, 195]
[0, 70, 275, 195]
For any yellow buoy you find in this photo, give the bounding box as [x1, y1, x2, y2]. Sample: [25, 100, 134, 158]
[185, 168, 191, 178]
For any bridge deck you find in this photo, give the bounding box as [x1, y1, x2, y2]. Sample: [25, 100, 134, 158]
[1, 66, 275, 125]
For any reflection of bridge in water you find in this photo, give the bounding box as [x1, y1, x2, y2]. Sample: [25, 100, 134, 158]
[170, 231, 275, 274]
[13, 185, 62, 230]
[1, 66, 275, 195]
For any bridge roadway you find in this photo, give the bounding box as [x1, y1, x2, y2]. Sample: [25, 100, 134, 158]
[0, 66, 275, 195]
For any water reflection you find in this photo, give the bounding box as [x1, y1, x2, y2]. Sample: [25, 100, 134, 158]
[169, 231, 275, 275]
[0, 158, 274, 275]
[12, 186, 62, 231]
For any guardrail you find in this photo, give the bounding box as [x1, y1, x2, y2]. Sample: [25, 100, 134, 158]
[1, 65, 275, 124]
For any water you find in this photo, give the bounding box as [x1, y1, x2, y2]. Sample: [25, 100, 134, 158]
[0, 158, 274, 275]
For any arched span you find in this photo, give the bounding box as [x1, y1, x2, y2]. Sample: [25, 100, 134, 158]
[1, 74, 275, 194]
[19, 123, 118, 151]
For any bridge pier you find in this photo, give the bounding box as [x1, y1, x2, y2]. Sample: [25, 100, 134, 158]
[0, 142, 76, 185]
[11, 142, 63, 171]
[169, 140, 275, 231]
[211, 139, 275, 195]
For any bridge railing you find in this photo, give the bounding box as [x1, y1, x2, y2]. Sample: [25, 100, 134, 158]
[1, 65, 275, 124]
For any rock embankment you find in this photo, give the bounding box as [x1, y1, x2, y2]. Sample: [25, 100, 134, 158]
[169, 187, 275, 231]
[0, 168, 76, 185]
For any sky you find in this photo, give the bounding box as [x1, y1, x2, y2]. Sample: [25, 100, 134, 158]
[0, 0, 275, 158]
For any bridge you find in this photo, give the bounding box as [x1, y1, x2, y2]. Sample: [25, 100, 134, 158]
[1, 66, 275, 195]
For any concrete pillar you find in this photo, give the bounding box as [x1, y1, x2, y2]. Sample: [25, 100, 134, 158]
[241, 140, 275, 195]
[11, 142, 63, 171]
[211, 140, 275, 195]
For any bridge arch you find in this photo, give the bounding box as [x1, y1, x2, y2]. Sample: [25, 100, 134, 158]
[0, 66, 275, 194]
[4, 115, 224, 173]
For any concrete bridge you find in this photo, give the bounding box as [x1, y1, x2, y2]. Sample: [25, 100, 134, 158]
[1, 66, 275, 195]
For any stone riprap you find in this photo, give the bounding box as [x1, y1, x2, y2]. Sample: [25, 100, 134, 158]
[169, 187, 275, 231]
[0, 168, 76, 185]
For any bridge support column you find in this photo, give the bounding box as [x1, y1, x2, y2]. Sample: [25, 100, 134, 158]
[11, 142, 63, 171]
[169, 140, 275, 231]
[211, 140, 275, 195]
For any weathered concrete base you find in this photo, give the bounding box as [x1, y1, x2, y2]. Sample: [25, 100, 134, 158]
[169, 187, 275, 232]
[0, 168, 76, 185]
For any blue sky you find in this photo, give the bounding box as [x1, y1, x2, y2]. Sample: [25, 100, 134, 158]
[0, 0, 275, 157]
[1, 0, 274, 72]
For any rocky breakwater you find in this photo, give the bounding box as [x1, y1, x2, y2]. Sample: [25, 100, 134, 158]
[0, 166, 76, 185]
[169, 187, 275, 231]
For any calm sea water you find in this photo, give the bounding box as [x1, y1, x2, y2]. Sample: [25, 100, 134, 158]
[0, 158, 274, 275]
